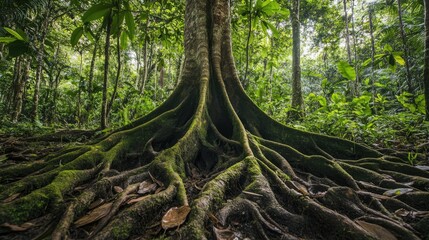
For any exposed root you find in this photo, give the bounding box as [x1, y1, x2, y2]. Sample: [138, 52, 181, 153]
[1, 0, 429, 239]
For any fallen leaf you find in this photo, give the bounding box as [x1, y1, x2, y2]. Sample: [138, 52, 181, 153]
[89, 198, 105, 209]
[74, 202, 113, 228]
[415, 165, 429, 171]
[356, 220, 397, 240]
[383, 188, 413, 197]
[1, 222, 34, 232]
[213, 226, 237, 240]
[394, 208, 409, 217]
[149, 172, 164, 187]
[138, 181, 157, 195]
[114, 186, 123, 193]
[2, 193, 20, 203]
[127, 195, 149, 204]
[161, 205, 191, 230]
[395, 208, 429, 218]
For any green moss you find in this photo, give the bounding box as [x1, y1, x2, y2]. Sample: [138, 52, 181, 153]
[109, 222, 134, 239]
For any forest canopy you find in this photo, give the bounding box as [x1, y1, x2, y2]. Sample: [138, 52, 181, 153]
[0, 0, 429, 239]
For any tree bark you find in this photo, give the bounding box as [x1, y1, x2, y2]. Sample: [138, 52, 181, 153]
[351, 0, 359, 96]
[86, 40, 98, 119]
[101, 14, 112, 130]
[11, 57, 29, 123]
[289, 0, 303, 120]
[343, 0, 352, 64]
[107, 34, 122, 118]
[424, 0, 429, 120]
[32, 7, 51, 123]
[1, 1, 428, 240]
[397, 0, 413, 93]
[369, 6, 377, 114]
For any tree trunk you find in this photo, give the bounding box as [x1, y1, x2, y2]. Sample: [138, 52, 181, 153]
[397, 0, 413, 93]
[86, 40, 98, 120]
[289, 0, 303, 120]
[11, 57, 29, 123]
[138, 16, 150, 94]
[101, 14, 112, 130]
[343, 0, 352, 63]
[351, 0, 359, 96]
[1, 1, 428, 240]
[107, 34, 122, 118]
[77, 51, 84, 127]
[369, 6, 377, 113]
[32, 11, 50, 123]
[243, 0, 252, 89]
[424, 0, 429, 120]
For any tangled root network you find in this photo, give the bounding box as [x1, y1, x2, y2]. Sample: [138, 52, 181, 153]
[1, 0, 429, 239]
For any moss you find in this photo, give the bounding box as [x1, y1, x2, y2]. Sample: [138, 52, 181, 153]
[0, 191, 50, 224]
[109, 221, 134, 240]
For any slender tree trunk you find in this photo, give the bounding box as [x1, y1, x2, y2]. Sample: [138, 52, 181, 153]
[101, 14, 112, 129]
[351, 0, 359, 96]
[369, 6, 377, 114]
[159, 67, 164, 88]
[77, 50, 83, 127]
[397, 0, 413, 93]
[243, 0, 252, 89]
[32, 12, 50, 123]
[343, 0, 352, 64]
[86, 41, 98, 118]
[11, 57, 29, 123]
[107, 34, 121, 118]
[139, 17, 150, 94]
[424, 0, 429, 120]
[289, 0, 303, 120]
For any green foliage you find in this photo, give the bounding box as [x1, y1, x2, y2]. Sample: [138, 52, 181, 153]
[337, 61, 356, 81]
[82, 3, 113, 23]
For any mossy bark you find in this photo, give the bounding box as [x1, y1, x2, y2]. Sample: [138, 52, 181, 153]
[1, 0, 429, 239]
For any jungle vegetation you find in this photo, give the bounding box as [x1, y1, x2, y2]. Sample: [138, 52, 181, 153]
[0, 0, 429, 239]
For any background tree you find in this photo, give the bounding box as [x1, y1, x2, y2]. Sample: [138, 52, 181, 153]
[0, 1, 428, 240]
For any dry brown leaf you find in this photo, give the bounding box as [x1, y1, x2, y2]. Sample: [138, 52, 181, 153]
[89, 198, 105, 209]
[138, 181, 157, 195]
[2, 193, 20, 203]
[1, 222, 34, 232]
[383, 188, 413, 197]
[74, 202, 113, 228]
[356, 220, 397, 240]
[114, 186, 124, 193]
[149, 172, 164, 187]
[161, 205, 191, 230]
[213, 226, 236, 240]
[127, 195, 149, 204]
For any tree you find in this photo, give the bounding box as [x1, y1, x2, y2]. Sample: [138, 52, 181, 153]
[397, 0, 413, 93]
[1, 0, 429, 239]
[424, 0, 429, 121]
[289, 0, 303, 119]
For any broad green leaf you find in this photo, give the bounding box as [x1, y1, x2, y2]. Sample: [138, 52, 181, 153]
[384, 44, 393, 52]
[0, 37, 17, 43]
[111, 12, 125, 37]
[362, 58, 372, 67]
[8, 41, 31, 57]
[120, 30, 128, 49]
[82, 3, 112, 22]
[70, 27, 83, 47]
[4, 27, 25, 41]
[83, 28, 95, 43]
[264, 20, 279, 37]
[388, 54, 395, 66]
[124, 2, 135, 39]
[337, 60, 356, 81]
[393, 54, 405, 65]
